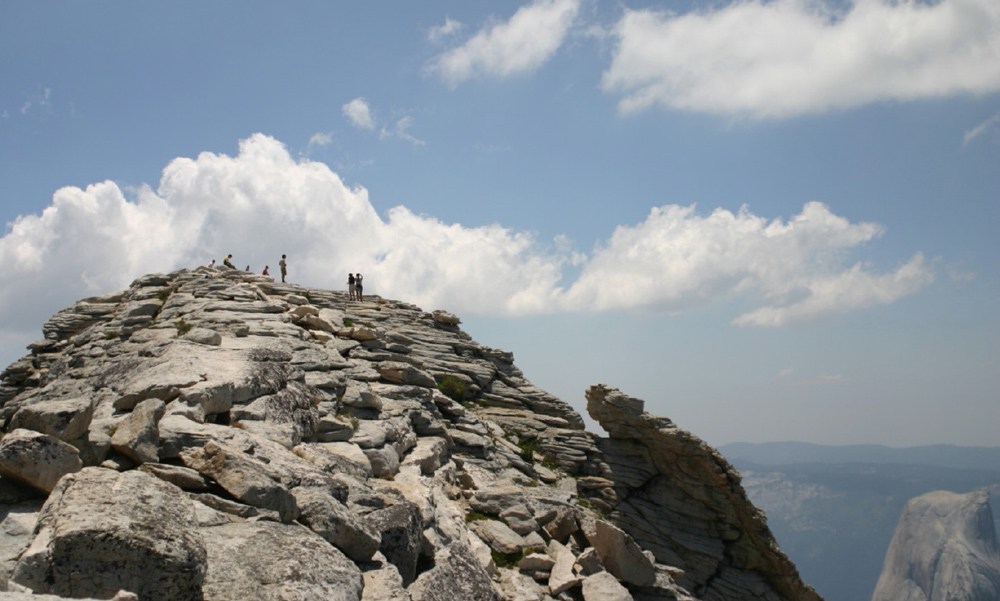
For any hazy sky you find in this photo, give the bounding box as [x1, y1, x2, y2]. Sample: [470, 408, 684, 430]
[2, 0, 998, 447]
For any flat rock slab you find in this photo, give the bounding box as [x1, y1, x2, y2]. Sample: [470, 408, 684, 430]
[582, 571, 634, 601]
[201, 520, 363, 601]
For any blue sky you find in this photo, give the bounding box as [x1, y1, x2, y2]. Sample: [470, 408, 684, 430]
[2, 0, 998, 447]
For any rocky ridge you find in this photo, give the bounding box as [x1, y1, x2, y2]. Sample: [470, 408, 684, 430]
[0, 266, 821, 601]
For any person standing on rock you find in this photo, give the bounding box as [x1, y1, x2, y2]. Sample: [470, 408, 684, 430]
[348, 273, 356, 300]
[279, 255, 287, 283]
[355, 273, 363, 301]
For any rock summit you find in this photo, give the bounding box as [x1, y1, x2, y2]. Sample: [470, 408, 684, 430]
[0, 266, 821, 601]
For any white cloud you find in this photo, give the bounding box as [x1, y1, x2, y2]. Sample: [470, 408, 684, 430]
[732, 252, 932, 326]
[0, 134, 565, 349]
[428, 17, 464, 43]
[308, 132, 333, 147]
[392, 117, 426, 147]
[602, 0, 1000, 119]
[963, 111, 1000, 145]
[0, 134, 933, 362]
[556, 202, 933, 324]
[426, 0, 580, 86]
[379, 116, 427, 147]
[342, 97, 375, 129]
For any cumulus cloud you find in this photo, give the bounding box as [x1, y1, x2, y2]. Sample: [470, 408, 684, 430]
[342, 97, 375, 129]
[601, 0, 1000, 118]
[0, 134, 564, 346]
[426, 0, 580, 86]
[556, 202, 932, 324]
[0, 134, 933, 360]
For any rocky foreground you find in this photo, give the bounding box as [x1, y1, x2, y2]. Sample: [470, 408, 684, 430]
[0, 266, 820, 601]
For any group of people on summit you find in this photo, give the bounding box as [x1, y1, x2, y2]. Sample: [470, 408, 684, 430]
[221, 254, 287, 283]
[214, 253, 364, 301]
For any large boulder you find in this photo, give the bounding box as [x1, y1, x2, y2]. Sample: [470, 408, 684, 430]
[582, 571, 634, 601]
[7, 396, 94, 442]
[292, 486, 381, 562]
[359, 552, 410, 601]
[180, 441, 298, 522]
[200, 520, 363, 601]
[580, 516, 656, 587]
[547, 539, 582, 595]
[408, 541, 500, 601]
[10, 468, 206, 601]
[0, 429, 82, 493]
[110, 398, 165, 464]
[365, 502, 423, 586]
[377, 362, 436, 388]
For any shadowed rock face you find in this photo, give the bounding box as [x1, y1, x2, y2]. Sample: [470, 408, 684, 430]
[872, 490, 1000, 601]
[0, 266, 821, 601]
[585, 384, 823, 601]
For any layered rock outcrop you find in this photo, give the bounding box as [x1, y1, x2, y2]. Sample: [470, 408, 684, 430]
[872, 490, 1000, 601]
[0, 266, 820, 600]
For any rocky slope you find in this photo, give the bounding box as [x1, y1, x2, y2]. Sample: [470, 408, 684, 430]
[871, 490, 1000, 601]
[0, 266, 820, 601]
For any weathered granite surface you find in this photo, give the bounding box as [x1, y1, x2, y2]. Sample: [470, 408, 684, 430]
[872, 490, 1000, 601]
[0, 266, 821, 600]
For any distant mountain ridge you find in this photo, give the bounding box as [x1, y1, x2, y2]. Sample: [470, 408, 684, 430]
[721, 441, 1000, 472]
[720, 441, 1000, 601]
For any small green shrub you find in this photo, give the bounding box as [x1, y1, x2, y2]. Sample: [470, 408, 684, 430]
[465, 511, 493, 523]
[516, 437, 540, 462]
[541, 456, 562, 471]
[156, 288, 172, 302]
[491, 550, 528, 569]
[437, 375, 467, 403]
[175, 318, 193, 336]
[343, 318, 355, 327]
[104, 330, 120, 340]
